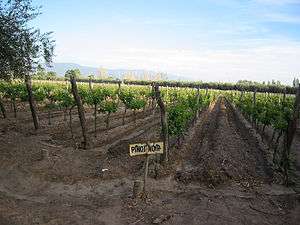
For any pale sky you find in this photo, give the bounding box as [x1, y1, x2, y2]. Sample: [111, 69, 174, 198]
[33, 0, 300, 84]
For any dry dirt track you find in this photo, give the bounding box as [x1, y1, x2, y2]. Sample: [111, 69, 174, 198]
[0, 97, 299, 225]
[176, 97, 273, 187]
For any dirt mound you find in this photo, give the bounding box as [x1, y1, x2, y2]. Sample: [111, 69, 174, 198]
[175, 167, 229, 187]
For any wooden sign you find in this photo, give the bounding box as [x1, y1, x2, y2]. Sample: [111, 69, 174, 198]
[129, 142, 164, 156]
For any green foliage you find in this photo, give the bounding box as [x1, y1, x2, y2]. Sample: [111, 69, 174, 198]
[119, 86, 149, 110]
[83, 84, 119, 114]
[5, 79, 292, 140]
[53, 88, 74, 109]
[0, 0, 55, 80]
[0, 81, 27, 102]
[33, 65, 58, 80]
[226, 91, 294, 132]
[168, 103, 194, 136]
[100, 98, 118, 114]
[65, 69, 81, 80]
[166, 88, 214, 136]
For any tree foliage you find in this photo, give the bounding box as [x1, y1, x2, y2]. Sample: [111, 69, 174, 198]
[32, 65, 57, 80]
[65, 69, 81, 80]
[0, 0, 55, 80]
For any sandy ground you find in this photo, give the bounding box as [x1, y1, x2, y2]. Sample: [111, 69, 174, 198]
[0, 98, 299, 225]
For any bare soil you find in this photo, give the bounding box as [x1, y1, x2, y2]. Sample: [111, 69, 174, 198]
[0, 98, 299, 225]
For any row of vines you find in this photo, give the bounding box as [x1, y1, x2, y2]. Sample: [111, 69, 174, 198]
[0, 80, 214, 146]
[0, 79, 298, 182]
[225, 90, 300, 185]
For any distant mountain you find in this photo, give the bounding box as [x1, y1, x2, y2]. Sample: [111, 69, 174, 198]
[46, 63, 98, 76]
[46, 62, 185, 81]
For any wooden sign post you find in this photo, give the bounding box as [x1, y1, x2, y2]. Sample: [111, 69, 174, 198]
[129, 142, 164, 195]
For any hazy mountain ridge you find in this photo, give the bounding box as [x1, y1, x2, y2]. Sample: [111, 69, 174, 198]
[46, 63, 185, 80]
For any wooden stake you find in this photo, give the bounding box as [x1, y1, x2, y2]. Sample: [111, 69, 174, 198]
[252, 89, 257, 124]
[253, 89, 257, 106]
[70, 75, 88, 149]
[283, 88, 286, 103]
[25, 74, 39, 130]
[117, 81, 121, 106]
[0, 98, 6, 118]
[88, 77, 93, 90]
[281, 84, 300, 185]
[143, 154, 150, 193]
[133, 180, 143, 198]
[154, 85, 169, 162]
[94, 104, 97, 137]
[196, 86, 200, 120]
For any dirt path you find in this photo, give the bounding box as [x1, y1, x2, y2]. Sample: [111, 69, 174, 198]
[124, 97, 299, 225]
[0, 97, 299, 225]
[176, 97, 272, 187]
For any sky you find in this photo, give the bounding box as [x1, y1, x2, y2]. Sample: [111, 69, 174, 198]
[32, 0, 300, 84]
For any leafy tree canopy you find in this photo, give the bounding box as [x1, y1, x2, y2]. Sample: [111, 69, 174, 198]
[0, 0, 55, 81]
[32, 65, 57, 80]
[65, 69, 81, 79]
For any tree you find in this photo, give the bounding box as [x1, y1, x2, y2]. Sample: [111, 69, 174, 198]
[33, 64, 47, 79]
[46, 71, 57, 80]
[33, 65, 57, 80]
[0, 0, 55, 129]
[88, 74, 95, 79]
[293, 78, 299, 87]
[65, 69, 81, 80]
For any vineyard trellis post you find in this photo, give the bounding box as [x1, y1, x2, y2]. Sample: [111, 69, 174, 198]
[281, 84, 300, 185]
[252, 89, 257, 126]
[117, 81, 121, 107]
[253, 89, 256, 106]
[88, 77, 93, 90]
[70, 75, 89, 149]
[94, 103, 97, 137]
[196, 86, 200, 120]
[154, 85, 169, 162]
[239, 90, 244, 102]
[151, 83, 156, 109]
[25, 74, 39, 130]
[0, 99, 6, 118]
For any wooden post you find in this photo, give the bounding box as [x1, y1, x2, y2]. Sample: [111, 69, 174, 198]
[281, 84, 300, 185]
[253, 89, 256, 106]
[252, 89, 257, 125]
[25, 74, 39, 130]
[151, 83, 156, 116]
[0, 98, 6, 118]
[133, 180, 143, 198]
[94, 104, 97, 137]
[239, 90, 244, 102]
[283, 88, 286, 103]
[196, 86, 200, 120]
[166, 85, 169, 107]
[117, 81, 121, 106]
[12, 98, 17, 118]
[143, 154, 150, 193]
[88, 77, 93, 90]
[151, 83, 155, 109]
[154, 85, 169, 162]
[70, 75, 88, 149]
